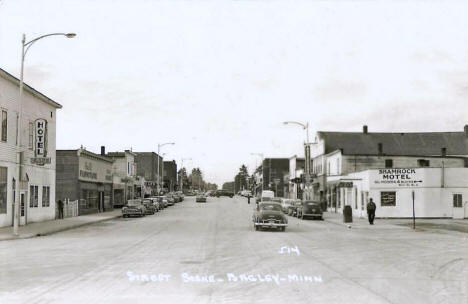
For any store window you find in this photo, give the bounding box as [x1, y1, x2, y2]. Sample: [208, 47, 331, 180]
[453, 194, 463, 208]
[42, 186, 50, 207]
[381, 191, 396, 206]
[385, 159, 393, 168]
[1, 110, 7, 142]
[417, 159, 430, 167]
[0, 167, 7, 214]
[29, 185, 39, 208]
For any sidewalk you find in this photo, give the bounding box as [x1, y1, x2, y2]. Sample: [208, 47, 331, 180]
[0, 210, 122, 241]
[323, 211, 408, 230]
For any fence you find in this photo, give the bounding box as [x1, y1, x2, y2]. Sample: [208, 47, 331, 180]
[56, 199, 79, 219]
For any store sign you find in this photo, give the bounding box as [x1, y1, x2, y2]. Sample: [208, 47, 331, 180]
[373, 169, 423, 188]
[78, 157, 112, 183]
[145, 181, 156, 187]
[30, 119, 51, 166]
[338, 181, 353, 188]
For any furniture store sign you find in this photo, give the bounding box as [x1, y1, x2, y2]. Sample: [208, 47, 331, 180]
[372, 169, 423, 188]
[30, 119, 51, 166]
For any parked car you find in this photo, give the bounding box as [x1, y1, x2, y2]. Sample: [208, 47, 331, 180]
[154, 196, 168, 209]
[165, 195, 176, 206]
[122, 199, 146, 218]
[215, 189, 234, 198]
[142, 198, 156, 215]
[149, 197, 161, 211]
[296, 200, 323, 220]
[176, 191, 185, 201]
[196, 194, 207, 203]
[252, 202, 288, 231]
[287, 199, 302, 216]
[241, 190, 252, 197]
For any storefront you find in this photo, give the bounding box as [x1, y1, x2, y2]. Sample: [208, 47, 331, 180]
[56, 149, 114, 216]
[331, 168, 468, 218]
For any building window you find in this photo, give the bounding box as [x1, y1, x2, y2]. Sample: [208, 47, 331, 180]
[42, 186, 50, 207]
[336, 159, 340, 175]
[417, 159, 430, 167]
[28, 122, 34, 149]
[453, 194, 463, 208]
[29, 185, 39, 208]
[381, 191, 396, 206]
[1, 110, 7, 142]
[385, 159, 393, 168]
[127, 162, 130, 175]
[0, 167, 7, 214]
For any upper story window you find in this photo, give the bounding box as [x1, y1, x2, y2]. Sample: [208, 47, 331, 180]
[417, 159, 430, 167]
[127, 162, 130, 175]
[385, 159, 393, 168]
[1, 110, 7, 142]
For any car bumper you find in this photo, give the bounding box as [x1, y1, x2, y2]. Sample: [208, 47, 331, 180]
[302, 213, 322, 217]
[255, 222, 287, 227]
[123, 211, 143, 215]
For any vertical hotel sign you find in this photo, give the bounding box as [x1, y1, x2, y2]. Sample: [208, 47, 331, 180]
[30, 119, 51, 166]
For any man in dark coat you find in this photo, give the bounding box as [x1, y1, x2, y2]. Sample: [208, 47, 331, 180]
[366, 198, 376, 225]
[57, 200, 64, 219]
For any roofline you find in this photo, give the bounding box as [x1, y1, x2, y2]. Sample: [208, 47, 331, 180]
[341, 153, 468, 159]
[0, 68, 62, 109]
[317, 130, 465, 135]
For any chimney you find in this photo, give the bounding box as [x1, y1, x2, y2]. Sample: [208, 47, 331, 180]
[378, 143, 383, 155]
[363, 125, 368, 134]
[441, 147, 446, 157]
[465, 125, 468, 137]
[101, 146, 105, 156]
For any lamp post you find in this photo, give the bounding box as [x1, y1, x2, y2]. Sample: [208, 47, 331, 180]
[156, 142, 174, 195]
[283, 121, 312, 200]
[250, 153, 264, 196]
[161, 153, 166, 192]
[13, 32, 76, 236]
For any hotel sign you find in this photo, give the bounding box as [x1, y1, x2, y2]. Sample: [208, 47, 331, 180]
[372, 169, 423, 188]
[30, 118, 51, 166]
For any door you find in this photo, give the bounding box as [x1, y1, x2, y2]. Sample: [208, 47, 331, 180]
[20, 192, 26, 225]
[452, 193, 464, 219]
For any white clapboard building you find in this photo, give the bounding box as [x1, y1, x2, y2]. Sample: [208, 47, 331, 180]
[0, 68, 62, 227]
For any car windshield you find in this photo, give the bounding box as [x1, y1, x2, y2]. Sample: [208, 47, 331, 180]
[127, 201, 141, 207]
[260, 204, 282, 212]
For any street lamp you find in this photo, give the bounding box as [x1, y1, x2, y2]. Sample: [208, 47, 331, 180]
[13, 32, 76, 236]
[157, 142, 174, 194]
[250, 153, 264, 195]
[283, 121, 312, 200]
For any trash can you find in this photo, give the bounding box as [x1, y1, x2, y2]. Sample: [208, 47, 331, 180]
[343, 205, 353, 223]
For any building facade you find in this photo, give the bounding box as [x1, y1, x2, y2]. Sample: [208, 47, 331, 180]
[56, 148, 114, 215]
[253, 158, 289, 198]
[329, 168, 468, 219]
[163, 160, 177, 192]
[309, 125, 468, 211]
[135, 152, 162, 195]
[0, 68, 61, 227]
[107, 150, 137, 207]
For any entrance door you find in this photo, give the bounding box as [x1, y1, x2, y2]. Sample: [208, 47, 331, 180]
[452, 193, 464, 219]
[20, 192, 26, 225]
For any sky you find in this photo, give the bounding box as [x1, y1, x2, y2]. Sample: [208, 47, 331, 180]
[1, 0, 467, 186]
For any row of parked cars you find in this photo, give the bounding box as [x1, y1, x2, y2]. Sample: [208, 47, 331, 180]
[122, 192, 185, 218]
[252, 190, 324, 232]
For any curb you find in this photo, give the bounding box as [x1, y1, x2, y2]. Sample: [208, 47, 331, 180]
[0, 214, 121, 242]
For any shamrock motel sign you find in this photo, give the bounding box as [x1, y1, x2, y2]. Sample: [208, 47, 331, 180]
[30, 118, 51, 166]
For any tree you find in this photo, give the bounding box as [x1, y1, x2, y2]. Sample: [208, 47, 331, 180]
[234, 164, 249, 193]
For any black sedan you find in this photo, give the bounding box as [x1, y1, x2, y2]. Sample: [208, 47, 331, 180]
[296, 201, 323, 220]
[252, 202, 288, 231]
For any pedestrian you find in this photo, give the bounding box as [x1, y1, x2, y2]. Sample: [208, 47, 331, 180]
[247, 194, 251, 204]
[58, 200, 64, 219]
[366, 198, 376, 225]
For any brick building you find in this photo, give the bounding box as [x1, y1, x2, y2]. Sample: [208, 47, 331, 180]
[163, 160, 177, 192]
[56, 148, 114, 215]
[134, 152, 162, 195]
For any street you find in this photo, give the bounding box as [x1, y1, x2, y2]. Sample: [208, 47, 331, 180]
[1, 196, 467, 304]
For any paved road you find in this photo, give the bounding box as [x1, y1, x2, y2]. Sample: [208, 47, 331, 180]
[1, 196, 467, 304]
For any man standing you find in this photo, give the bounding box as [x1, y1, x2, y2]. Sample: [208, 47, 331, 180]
[366, 198, 376, 225]
[57, 200, 64, 219]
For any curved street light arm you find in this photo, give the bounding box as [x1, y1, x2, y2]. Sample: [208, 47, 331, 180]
[24, 33, 76, 57]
